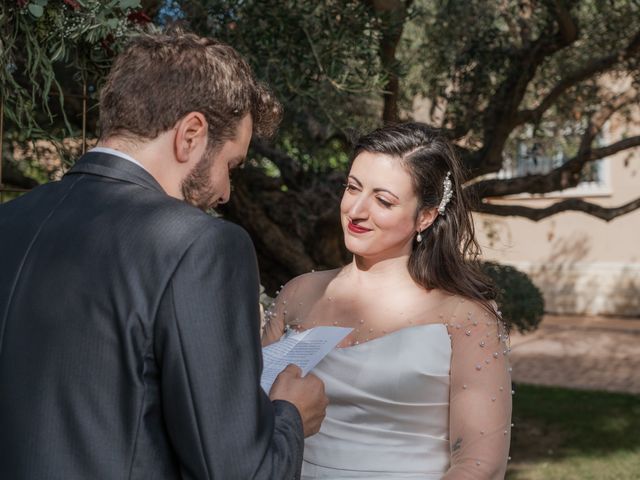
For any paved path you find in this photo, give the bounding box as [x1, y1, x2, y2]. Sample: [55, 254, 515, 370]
[509, 315, 640, 395]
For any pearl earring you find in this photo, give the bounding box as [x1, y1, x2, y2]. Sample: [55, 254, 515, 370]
[416, 231, 423, 243]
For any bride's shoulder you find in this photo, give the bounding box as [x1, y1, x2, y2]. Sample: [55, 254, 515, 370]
[421, 290, 497, 321]
[276, 268, 342, 309]
[440, 294, 505, 338]
[281, 268, 341, 293]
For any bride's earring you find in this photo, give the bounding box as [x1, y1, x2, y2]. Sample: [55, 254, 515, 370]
[416, 231, 423, 243]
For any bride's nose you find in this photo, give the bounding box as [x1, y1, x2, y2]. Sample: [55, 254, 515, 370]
[348, 194, 369, 219]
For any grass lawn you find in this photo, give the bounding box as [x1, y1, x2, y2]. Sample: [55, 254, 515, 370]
[506, 384, 640, 480]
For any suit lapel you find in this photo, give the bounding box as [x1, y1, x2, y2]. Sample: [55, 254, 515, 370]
[65, 152, 165, 194]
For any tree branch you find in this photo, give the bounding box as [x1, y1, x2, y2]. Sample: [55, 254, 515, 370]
[548, 0, 579, 44]
[574, 90, 636, 159]
[466, 4, 580, 175]
[468, 91, 640, 198]
[469, 134, 640, 198]
[221, 170, 316, 284]
[589, 135, 640, 161]
[368, 0, 413, 123]
[475, 196, 640, 222]
[516, 29, 640, 126]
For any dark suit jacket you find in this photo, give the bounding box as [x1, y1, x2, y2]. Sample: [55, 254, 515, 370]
[0, 152, 303, 479]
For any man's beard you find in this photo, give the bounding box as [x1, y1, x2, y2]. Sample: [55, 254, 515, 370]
[181, 150, 218, 211]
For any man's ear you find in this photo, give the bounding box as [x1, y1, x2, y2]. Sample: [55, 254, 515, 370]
[416, 207, 438, 233]
[174, 112, 208, 164]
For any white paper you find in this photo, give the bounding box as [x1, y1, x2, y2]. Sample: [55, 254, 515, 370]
[260, 326, 353, 393]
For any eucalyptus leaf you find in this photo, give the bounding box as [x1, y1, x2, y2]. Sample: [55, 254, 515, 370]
[50, 42, 66, 62]
[119, 0, 141, 9]
[27, 4, 44, 18]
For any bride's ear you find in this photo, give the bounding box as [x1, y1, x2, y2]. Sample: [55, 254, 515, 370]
[416, 207, 438, 232]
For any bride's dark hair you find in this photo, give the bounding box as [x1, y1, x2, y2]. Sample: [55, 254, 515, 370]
[352, 122, 497, 311]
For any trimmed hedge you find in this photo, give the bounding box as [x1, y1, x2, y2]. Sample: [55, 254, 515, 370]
[481, 262, 545, 333]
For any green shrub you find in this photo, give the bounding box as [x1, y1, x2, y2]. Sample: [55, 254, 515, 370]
[481, 262, 544, 333]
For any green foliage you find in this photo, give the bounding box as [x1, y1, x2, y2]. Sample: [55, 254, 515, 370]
[6, 1, 640, 173]
[196, 0, 640, 182]
[4, 0, 640, 205]
[205, 1, 384, 106]
[197, 0, 387, 168]
[482, 261, 544, 333]
[402, 1, 640, 125]
[0, 0, 146, 140]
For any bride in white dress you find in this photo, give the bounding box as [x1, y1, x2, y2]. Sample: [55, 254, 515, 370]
[263, 123, 512, 479]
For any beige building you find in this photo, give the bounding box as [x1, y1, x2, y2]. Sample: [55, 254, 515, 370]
[475, 126, 640, 317]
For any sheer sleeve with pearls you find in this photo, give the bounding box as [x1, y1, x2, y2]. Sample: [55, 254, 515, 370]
[261, 274, 308, 346]
[442, 299, 512, 479]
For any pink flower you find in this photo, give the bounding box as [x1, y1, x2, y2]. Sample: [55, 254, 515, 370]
[63, 0, 81, 10]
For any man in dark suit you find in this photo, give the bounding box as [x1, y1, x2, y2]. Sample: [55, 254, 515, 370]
[0, 31, 327, 479]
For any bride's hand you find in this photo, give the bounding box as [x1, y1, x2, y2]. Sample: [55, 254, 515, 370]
[261, 277, 306, 346]
[261, 304, 285, 346]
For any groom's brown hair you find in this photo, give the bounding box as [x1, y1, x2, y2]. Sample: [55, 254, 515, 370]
[98, 30, 282, 149]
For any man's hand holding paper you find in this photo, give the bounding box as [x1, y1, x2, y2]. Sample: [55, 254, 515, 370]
[263, 327, 352, 438]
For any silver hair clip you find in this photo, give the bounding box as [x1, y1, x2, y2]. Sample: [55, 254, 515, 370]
[437, 171, 453, 215]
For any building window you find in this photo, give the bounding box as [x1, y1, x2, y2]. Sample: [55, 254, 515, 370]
[494, 126, 612, 198]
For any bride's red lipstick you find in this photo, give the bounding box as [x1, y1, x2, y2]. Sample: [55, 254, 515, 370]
[348, 221, 372, 234]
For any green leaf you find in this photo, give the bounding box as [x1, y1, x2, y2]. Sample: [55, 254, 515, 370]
[28, 4, 44, 17]
[50, 42, 66, 62]
[119, 0, 141, 9]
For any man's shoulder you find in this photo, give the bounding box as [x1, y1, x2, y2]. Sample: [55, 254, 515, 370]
[138, 200, 249, 245]
[186, 215, 254, 254]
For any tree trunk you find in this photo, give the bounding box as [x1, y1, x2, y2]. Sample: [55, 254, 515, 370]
[372, 0, 411, 124]
[221, 166, 350, 294]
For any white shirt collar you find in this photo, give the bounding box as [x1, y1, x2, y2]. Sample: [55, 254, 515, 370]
[89, 147, 149, 173]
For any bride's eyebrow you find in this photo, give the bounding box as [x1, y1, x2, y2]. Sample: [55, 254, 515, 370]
[348, 175, 399, 199]
[347, 175, 363, 187]
[373, 188, 399, 200]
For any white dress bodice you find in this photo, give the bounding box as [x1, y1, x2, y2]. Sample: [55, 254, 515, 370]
[302, 324, 452, 479]
[263, 282, 513, 479]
